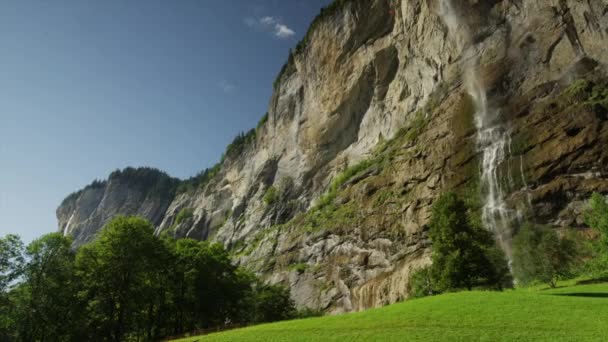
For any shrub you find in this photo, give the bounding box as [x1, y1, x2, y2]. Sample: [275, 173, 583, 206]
[263, 186, 279, 205]
[408, 266, 434, 298]
[175, 207, 194, 225]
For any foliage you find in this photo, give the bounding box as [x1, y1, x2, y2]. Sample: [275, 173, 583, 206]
[512, 224, 580, 288]
[16, 234, 82, 341]
[177, 163, 222, 194]
[109, 167, 180, 198]
[426, 192, 512, 293]
[251, 284, 296, 324]
[263, 186, 279, 205]
[0, 235, 24, 294]
[0, 235, 24, 340]
[0, 217, 297, 341]
[176, 282, 608, 341]
[408, 266, 434, 299]
[75, 216, 169, 340]
[298, 202, 358, 233]
[257, 112, 269, 130]
[224, 129, 257, 161]
[584, 192, 608, 277]
[60, 179, 106, 206]
[175, 207, 194, 225]
[563, 79, 608, 107]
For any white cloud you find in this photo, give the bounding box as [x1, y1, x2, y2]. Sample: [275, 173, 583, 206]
[244, 16, 295, 40]
[274, 24, 295, 39]
[260, 16, 276, 25]
[218, 80, 236, 93]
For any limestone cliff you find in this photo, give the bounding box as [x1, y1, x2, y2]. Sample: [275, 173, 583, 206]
[57, 0, 608, 313]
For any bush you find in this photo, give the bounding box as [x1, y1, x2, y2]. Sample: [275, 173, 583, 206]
[175, 208, 194, 225]
[252, 284, 296, 323]
[408, 266, 434, 298]
[512, 224, 579, 288]
[263, 186, 279, 205]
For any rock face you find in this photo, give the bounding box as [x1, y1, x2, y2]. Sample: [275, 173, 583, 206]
[57, 0, 608, 313]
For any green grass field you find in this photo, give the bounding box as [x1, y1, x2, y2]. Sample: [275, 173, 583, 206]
[175, 281, 608, 341]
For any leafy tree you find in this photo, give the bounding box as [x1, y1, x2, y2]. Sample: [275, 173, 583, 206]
[252, 284, 296, 323]
[0, 235, 24, 341]
[427, 192, 512, 292]
[0, 217, 299, 340]
[0, 235, 23, 295]
[585, 192, 608, 277]
[512, 224, 579, 288]
[14, 233, 84, 341]
[76, 216, 169, 341]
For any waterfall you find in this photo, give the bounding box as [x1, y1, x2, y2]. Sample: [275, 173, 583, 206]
[63, 211, 75, 236]
[439, 0, 517, 256]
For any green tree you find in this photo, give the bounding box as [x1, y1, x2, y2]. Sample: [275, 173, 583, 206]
[512, 224, 579, 288]
[252, 283, 296, 323]
[585, 192, 608, 277]
[162, 237, 253, 334]
[0, 235, 24, 341]
[14, 233, 84, 341]
[427, 192, 512, 292]
[76, 216, 169, 341]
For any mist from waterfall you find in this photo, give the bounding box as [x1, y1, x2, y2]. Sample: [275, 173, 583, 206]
[439, 0, 516, 256]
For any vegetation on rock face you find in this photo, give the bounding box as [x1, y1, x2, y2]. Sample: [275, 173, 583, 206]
[0, 217, 299, 341]
[263, 186, 279, 205]
[60, 179, 106, 206]
[176, 163, 222, 194]
[175, 207, 194, 225]
[564, 79, 608, 106]
[511, 224, 580, 288]
[257, 112, 269, 130]
[109, 167, 180, 198]
[224, 129, 257, 161]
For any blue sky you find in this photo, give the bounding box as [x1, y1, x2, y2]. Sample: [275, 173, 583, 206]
[0, 0, 331, 243]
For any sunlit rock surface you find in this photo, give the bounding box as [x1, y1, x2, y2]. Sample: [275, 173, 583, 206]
[58, 0, 608, 313]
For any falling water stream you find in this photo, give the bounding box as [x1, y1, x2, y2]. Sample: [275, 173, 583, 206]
[440, 0, 517, 256]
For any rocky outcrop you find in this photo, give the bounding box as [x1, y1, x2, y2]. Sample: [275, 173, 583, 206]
[57, 168, 178, 246]
[58, 0, 608, 313]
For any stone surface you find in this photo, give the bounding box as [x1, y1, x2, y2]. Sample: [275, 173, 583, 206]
[57, 0, 608, 313]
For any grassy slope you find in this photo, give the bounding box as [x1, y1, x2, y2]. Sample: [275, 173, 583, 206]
[176, 282, 608, 341]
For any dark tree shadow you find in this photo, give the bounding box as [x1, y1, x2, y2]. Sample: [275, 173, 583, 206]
[576, 278, 608, 285]
[551, 293, 608, 299]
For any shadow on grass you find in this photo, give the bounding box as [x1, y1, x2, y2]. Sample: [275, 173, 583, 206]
[576, 277, 608, 285]
[551, 293, 608, 299]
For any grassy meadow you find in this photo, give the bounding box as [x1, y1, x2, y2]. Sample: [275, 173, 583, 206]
[175, 281, 608, 341]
